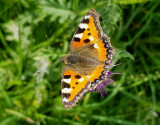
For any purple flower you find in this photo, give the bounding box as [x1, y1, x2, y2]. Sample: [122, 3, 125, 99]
[91, 62, 121, 97]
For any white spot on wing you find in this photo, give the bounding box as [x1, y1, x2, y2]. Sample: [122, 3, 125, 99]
[62, 97, 69, 102]
[62, 88, 72, 93]
[87, 76, 90, 78]
[79, 23, 88, 29]
[89, 36, 94, 41]
[85, 15, 90, 19]
[63, 78, 71, 83]
[78, 77, 84, 82]
[74, 34, 83, 39]
[94, 43, 99, 49]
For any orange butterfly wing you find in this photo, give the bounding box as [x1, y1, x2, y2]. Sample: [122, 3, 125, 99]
[61, 70, 90, 109]
[87, 35, 114, 89]
[69, 9, 103, 51]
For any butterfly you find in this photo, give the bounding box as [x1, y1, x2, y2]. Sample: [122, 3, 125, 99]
[60, 9, 114, 109]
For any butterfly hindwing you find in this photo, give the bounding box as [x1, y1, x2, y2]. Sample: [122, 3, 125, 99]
[88, 35, 114, 89]
[61, 69, 90, 109]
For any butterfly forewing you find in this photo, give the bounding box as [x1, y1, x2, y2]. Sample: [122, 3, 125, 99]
[69, 9, 103, 51]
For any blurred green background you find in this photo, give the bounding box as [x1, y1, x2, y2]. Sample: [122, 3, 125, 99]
[0, 0, 160, 124]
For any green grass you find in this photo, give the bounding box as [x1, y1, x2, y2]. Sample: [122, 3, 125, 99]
[0, 0, 160, 124]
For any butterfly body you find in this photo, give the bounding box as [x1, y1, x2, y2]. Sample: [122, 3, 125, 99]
[60, 9, 114, 109]
[60, 45, 103, 75]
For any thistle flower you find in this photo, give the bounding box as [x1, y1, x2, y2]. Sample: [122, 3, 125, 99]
[91, 62, 121, 97]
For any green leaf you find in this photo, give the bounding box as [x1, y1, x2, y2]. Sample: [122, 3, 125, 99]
[114, 49, 134, 60]
[113, 0, 155, 4]
[99, 4, 121, 36]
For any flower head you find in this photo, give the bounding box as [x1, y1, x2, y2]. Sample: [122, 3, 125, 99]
[91, 62, 121, 97]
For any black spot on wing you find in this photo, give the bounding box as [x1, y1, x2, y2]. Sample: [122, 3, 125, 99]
[76, 27, 85, 34]
[75, 75, 81, 79]
[64, 75, 71, 79]
[84, 39, 90, 43]
[62, 82, 70, 88]
[75, 82, 79, 85]
[63, 93, 71, 99]
[74, 37, 80, 42]
[82, 18, 90, 24]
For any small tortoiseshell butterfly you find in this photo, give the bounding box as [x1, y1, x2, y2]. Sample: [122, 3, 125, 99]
[60, 9, 114, 109]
